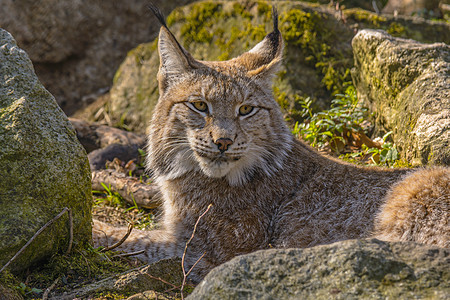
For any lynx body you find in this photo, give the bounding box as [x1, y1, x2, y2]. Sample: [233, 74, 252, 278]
[94, 7, 449, 281]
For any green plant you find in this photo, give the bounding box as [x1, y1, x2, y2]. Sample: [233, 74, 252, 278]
[93, 182, 155, 230]
[292, 85, 405, 167]
[293, 85, 367, 151]
[93, 183, 126, 208]
[366, 131, 399, 166]
[15, 282, 43, 297]
[339, 131, 403, 167]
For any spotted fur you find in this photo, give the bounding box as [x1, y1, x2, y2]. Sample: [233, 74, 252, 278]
[93, 7, 449, 282]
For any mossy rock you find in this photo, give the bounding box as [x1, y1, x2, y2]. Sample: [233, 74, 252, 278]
[188, 239, 450, 299]
[352, 29, 449, 165]
[98, 0, 449, 133]
[0, 29, 92, 273]
[344, 8, 450, 44]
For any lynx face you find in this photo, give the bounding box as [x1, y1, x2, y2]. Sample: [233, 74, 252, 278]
[147, 14, 292, 185]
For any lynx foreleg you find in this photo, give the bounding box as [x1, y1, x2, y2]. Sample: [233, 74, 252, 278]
[92, 220, 180, 263]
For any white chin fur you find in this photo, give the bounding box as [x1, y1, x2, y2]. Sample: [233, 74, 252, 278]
[196, 154, 258, 186]
[197, 157, 235, 178]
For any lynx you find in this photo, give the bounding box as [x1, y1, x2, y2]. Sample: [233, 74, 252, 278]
[94, 6, 449, 281]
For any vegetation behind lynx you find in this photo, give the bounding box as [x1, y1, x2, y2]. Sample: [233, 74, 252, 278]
[93, 6, 449, 282]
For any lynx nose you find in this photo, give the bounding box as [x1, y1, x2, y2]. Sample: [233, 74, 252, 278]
[214, 138, 233, 152]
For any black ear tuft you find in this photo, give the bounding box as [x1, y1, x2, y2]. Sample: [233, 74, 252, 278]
[265, 6, 281, 58]
[148, 2, 168, 28]
[272, 6, 279, 34]
[148, 2, 196, 68]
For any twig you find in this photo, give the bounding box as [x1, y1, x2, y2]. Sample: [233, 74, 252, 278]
[0, 207, 70, 274]
[185, 252, 206, 278]
[65, 208, 73, 255]
[42, 276, 60, 300]
[112, 250, 145, 258]
[181, 204, 212, 299]
[100, 223, 133, 252]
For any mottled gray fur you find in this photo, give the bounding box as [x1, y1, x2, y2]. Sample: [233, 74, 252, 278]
[93, 7, 449, 282]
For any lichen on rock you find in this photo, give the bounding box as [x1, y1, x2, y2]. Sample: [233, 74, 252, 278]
[188, 239, 450, 299]
[352, 29, 449, 165]
[0, 28, 92, 273]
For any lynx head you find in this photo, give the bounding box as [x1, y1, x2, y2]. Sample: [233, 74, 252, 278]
[147, 5, 293, 185]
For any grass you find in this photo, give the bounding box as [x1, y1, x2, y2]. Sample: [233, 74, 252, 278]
[93, 182, 156, 230]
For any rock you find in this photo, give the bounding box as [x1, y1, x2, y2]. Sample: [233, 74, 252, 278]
[382, 0, 442, 18]
[343, 8, 450, 44]
[0, 29, 92, 273]
[126, 291, 171, 300]
[69, 118, 147, 171]
[352, 29, 449, 165]
[55, 258, 183, 299]
[188, 239, 450, 299]
[88, 144, 141, 171]
[0, 0, 194, 115]
[69, 118, 145, 154]
[85, 1, 450, 133]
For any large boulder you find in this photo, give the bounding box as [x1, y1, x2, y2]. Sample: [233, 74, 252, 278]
[0, 29, 92, 272]
[82, 0, 450, 133]
[382, 0, 442, 18]
[188, 239, 449, 299]
[352, 29, 449, 165]
[0, 0, 194, 115]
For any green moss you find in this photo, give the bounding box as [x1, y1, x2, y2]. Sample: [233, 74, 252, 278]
[0, 240, 145, 299]
[345, 8, 387, 26]
[0, 271, 24, 299]
[280, 8, 352, 95]
[132, 42, 156, 65]
[256, 1, 272, 18]
[387, 22, 406, 35]
[344, 7, 450, 44]
[93, 291, 132, 299]
[178, 2, 222, 47]
[169, 1, 263, 60]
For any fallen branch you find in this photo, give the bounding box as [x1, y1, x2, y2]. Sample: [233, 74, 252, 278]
[100, 223, 134, 252]
[0, 207, 71, 274]
[42, 276, 60, 300]
[181, 204, 212, 299]
[92, 169, 161, 209]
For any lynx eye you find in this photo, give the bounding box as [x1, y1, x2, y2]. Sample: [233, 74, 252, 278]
[192, 101, 208, 113]
[239, 105, 254, 116]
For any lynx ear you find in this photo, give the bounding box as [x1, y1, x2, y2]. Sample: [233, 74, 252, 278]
[239, 7, 283, 85]
[148, 4, 200, 93]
